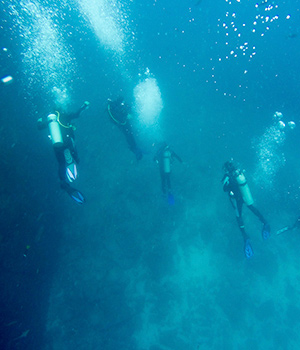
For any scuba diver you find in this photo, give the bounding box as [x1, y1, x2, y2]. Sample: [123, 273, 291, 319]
[153, 143, 182, 205]
[107, 97, 143, 161]
[37, 101, 90, 204]
[222, 160, 270, 258]
[277, 216, 300, 235]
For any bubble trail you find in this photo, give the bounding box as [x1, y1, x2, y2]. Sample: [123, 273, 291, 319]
[8, 0, 76, 107]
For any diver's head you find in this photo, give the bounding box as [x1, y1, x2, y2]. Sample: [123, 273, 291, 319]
[157, 141, 168, 152]
[223, 160, 236, 174]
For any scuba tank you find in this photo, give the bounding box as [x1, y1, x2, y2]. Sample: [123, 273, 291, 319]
[47, 113, 63, 147]
[163, 147, 171, 173]
[236, 171, 254, 206]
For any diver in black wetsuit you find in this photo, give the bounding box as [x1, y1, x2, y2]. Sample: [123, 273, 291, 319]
[277, 216, 300, 235]
[153, 143, 182, 204]
[37, 101, 90, 204]
[222, 160, 270, 258]
[107, 97, 143, 161]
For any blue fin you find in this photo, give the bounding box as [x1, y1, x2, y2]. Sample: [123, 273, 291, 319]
[244, 239, 254, 259]
[262, 223, 270, 240]
[70, 190, 85, 205]
[167, 193, 175, 205]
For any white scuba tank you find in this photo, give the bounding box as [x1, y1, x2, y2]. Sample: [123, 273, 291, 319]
[236, 172, 254, 206]
[47, 113, 63, 147]
[163, 148, 171, 173]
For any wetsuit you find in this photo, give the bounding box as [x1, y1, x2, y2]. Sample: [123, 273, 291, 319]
[108, 98, 142, 161]
[37, 103, 88, 204]
[38, 105, 85, 182]
[154, 145, 182, 195]
[222, 170, 267, 240]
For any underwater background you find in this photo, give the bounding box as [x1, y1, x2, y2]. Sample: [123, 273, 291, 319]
[1, 0, 300, 349]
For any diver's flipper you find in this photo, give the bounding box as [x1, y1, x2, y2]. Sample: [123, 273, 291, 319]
[66, 162, 78, 183]
[64, 148, 78, 183]
[276, 226, 290, 235]
[262, 223, 271, 240]
[61, 182, 85, 205]
[244, 239, 254, 259]
[69, 189, 85, 205]
[167, 192, 175, 206]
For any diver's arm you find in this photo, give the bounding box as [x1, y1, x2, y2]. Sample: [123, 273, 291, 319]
[222, 174, 231, 192]
[291, 216, 300, 230]
[37, 117, 47, 130]
[65, 101, 90, 123]
[153, 150, 161, 163]
[172, 151, 183, 163]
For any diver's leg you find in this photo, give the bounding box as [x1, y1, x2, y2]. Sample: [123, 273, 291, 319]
[230, 197, 247, 239]
[237, 200, 254, 257]
[160, 169, 167, 194]
[122, 125, 143, 160]
[123, 125, 137, 150]
[248, 205, 270, 239]
[165, 173, 171, 194]
[248, 205, 267, 224]
[230, 197, 253, 258]
[68, 136, 79, 164]
[54, 147, 67, 181]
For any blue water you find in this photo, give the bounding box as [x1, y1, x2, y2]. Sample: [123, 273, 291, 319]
[1, 0, 300, 349]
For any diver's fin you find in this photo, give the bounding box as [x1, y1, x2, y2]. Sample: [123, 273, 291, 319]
[66, 162, 78, 183]
[64, 148, 78, 183]
[276, 226, 290, 235]
[262, 223, 271, 240]
[61, 181, 85, 205]
[69, 189, 85, 205]
[167, 192, 175, 206]
[244, 239, 254, 259]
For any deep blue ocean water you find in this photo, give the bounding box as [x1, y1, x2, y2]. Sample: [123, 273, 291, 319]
[1, 0, 300, 349]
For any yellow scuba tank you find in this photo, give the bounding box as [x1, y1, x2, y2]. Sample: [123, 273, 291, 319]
[47, 113, 63, 147]
[163, 148, 171, 173]
[236, 171, 254, 206]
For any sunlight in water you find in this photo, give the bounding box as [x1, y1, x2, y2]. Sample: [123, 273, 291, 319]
[75, 0, 128, 55]
[8, 0, 75, 107]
